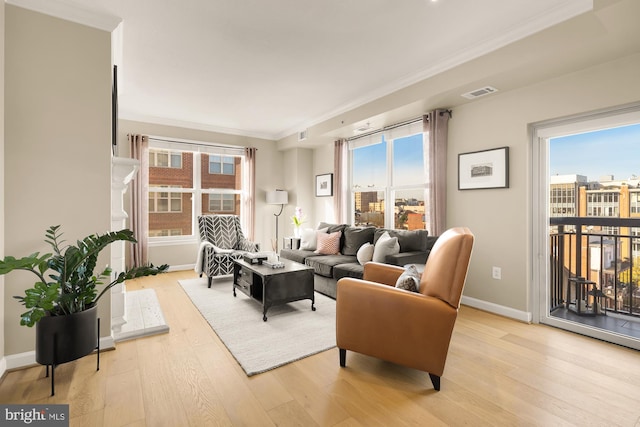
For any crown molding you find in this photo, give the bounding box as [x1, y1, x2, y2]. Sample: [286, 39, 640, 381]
[119, 110, 277, 142]
[6, 0, 122, 32]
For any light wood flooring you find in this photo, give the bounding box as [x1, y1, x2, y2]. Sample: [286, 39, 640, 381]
[2, 270, 640, 426]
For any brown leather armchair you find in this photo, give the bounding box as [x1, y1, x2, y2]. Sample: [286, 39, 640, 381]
[336, 227, 474, 391]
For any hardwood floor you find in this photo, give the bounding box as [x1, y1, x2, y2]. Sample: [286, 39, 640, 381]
[2, 270, 640, 426]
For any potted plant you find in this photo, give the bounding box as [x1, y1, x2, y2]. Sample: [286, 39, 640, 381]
[0, 225, 169, 367]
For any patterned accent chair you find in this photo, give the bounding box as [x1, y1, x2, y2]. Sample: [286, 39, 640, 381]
[197, 215, 259, 288]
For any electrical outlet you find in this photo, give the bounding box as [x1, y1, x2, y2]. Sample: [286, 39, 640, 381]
[492, 266, 502, 280]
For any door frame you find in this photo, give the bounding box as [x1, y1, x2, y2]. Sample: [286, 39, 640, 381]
[530, 102, 640, 350]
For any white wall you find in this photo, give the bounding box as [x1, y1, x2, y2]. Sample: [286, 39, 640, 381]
[281, 2, 640, 319]
[282, 148, 314, 233]
[448, 53, 640, 314]
[0, 0, 6, 371]
[4, 6, 112, 355]
[312, 144, 337, 224]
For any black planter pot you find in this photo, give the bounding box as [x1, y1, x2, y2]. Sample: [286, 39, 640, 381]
[35, 305, 99, 365]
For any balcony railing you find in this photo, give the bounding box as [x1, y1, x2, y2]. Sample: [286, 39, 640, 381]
[550, 217, 640, 317]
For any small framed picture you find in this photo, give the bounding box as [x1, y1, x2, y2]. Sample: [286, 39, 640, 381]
[315, 173, 333, 197]
[458, 147, 509, 190]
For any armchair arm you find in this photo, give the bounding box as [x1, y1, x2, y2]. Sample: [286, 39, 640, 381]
[362, 262, 405, 286]
[336, 277, 458, 376]
[237, 237, 259, 252]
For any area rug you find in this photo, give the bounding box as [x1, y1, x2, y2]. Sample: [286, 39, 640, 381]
[178, 277, 336, 376]
[113, 288, 170, 342]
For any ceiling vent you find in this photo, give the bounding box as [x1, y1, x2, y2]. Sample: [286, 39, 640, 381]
[461, 86, 498, 100]
[298, 129, 308, 142]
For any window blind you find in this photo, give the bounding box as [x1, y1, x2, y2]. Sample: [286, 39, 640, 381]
[348, 117, 423, 150]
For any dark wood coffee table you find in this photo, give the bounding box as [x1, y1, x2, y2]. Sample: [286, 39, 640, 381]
[233, 258, 315, 321]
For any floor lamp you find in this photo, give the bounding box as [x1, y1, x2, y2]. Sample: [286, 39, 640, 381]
[266, 190, 288, 252]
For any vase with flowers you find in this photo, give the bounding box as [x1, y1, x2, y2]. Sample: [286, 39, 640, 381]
[291, 207, 306, 238]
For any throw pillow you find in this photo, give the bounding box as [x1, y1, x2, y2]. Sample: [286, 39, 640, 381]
[300, 227, 328, 250]
[299, 228, 317, 250]
[372, 231, 400, 263]
[342, 227, 375, 256]
[356, 242, 374, 265]
[315, 231, 342, 255]
[395, 264, 421, 292]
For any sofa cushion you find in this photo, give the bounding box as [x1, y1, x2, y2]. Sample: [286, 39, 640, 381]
[372, 231, 400, 263]
[318, 222, 348, 249]
[318, 222, 348, 234]
[342, 226, 375, 256]
[384, 250, 431, 266]
[356, 242, 374, 265]
[333, 263, 365, 281]
[305, 254, 357, 278]
[315, 230, 342, 255]
[300, 227, 328, 250]
[374, 228, 429, 252]
[279, 248, 316, 264]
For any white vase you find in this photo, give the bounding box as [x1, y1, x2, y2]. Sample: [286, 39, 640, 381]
[293, 227, 301, 238]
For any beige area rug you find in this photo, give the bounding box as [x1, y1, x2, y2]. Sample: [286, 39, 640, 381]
[178, 277, 336, 376]
[113, 288, 170, 342]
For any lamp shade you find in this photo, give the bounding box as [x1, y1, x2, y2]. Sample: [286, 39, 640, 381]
[266, 190, 288, 205]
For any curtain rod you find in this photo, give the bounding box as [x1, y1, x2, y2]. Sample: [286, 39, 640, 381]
[347, 117, 422, 142]
[346, 110, 452, 142]
[148, 135, 250, 151]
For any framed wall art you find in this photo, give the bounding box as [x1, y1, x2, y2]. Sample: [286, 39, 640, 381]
[315, 173, 333, 197]
[458, 147, 509, 190]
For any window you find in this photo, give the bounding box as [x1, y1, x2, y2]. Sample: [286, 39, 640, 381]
[149, 229, 182, 238]
[631, 192, 640, 214]
[587, 192, 619, 217]
[208, 193, 236, 212]
[209, 155, 235, 175]
[149, 149, 182, 168]
[149, 187, 182, 213]
[349, 120, 427, 230]
[148, 139, 245, 241]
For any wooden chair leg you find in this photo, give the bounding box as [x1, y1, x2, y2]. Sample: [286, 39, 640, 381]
[208, 277, 212, 288]
[339, 348, 346, 367]
[429, 373, 440, 391]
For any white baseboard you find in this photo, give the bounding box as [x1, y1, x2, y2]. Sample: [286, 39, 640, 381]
[3, 335, 116, 371]
[0, 356, 6, 379]
[461, 295, 532, 323]
[168, 264, 195, 272]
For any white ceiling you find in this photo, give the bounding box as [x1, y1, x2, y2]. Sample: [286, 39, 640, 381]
[13, 0, 594, 140]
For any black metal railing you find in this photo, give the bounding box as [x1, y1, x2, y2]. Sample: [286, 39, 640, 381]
[550, 217, 640, 317]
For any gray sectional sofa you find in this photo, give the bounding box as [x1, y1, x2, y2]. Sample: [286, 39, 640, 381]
[279, 222, 438, 298]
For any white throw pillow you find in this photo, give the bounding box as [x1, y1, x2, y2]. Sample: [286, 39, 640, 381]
[395, 264, 421, 292]
[372, 231, 400, 263]
[356, 242, 374, 265]
[300, 227, 328, 251]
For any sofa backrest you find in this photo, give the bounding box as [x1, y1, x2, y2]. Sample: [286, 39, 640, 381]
[316, 223, 432, 255]
[373, 228, 429, 252]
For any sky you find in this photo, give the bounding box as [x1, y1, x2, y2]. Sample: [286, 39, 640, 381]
[550, 123, 640, 181]
[352, 133, 425, 190]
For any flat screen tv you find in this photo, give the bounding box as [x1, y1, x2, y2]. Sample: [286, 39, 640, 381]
[112, 65, 118, 155]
